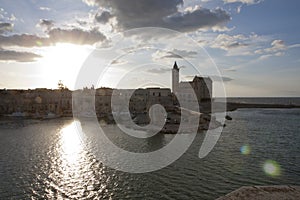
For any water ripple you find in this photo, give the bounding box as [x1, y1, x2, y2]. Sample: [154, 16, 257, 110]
[0, 109, 300, 199]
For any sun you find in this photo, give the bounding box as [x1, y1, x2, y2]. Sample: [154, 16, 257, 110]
[41, 43, 92, 89]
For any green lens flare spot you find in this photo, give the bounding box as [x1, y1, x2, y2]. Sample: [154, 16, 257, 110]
[240, 145, 251, 155]
[263, 160, 281, 177]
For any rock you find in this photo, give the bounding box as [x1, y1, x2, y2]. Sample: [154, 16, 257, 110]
[225, 115, 232, 120]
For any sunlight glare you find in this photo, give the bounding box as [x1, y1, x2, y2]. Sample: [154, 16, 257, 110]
[60, 121, 84, 164]
[41, 43, 92, 89]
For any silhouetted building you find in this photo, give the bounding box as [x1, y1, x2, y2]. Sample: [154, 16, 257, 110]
[0, 62, 213, 118]
[171, 61, 212, 103]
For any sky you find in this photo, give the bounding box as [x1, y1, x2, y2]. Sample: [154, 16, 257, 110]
[0, 0, 299, 97]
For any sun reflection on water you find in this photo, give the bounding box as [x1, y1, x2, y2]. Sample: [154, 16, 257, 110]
[60, 121, 84, 164]
[53, 121, 112, 199]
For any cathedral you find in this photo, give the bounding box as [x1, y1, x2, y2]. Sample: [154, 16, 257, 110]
[172, 61, 212, 103]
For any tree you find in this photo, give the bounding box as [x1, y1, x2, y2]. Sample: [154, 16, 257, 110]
[58, 80, 68, 90]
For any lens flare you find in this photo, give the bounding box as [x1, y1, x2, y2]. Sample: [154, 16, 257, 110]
[263, 160, 281, 177]
[240, 145, 251, 155]
[36, 40, 43, 46]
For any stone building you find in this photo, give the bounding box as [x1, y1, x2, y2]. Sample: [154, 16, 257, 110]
[112, 88, 172, 115]
[0, 88, 72, 117]
[95, 87, 113, 116]
[171, 62, 212, 104]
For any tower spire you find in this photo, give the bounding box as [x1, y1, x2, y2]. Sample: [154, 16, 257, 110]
[172, 61, 179, 93]
[173, 61, 179, 70]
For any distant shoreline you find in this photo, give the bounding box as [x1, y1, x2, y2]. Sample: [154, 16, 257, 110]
[226, 102, 300, 111]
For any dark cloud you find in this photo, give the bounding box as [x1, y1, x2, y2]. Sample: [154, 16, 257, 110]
[226, 42, 248, 49]
[0, 27, 107, 62]
[0, 34, 50, 47]
[84, 0, 182, 18]
[48, 28, 106, 45]
[164, 8, 231, 32]
[0, 48, 41, 62]
[108, 0, 183, 29]
[0, 22, 13, 34]
[161, 49, 198, 59]
[77, 20, 88, 26]
[95, 11, 113, 23]
[0, 28, 107, 47]
[147, 68, 170, 74]
[83, 0, 230, 32]
[38, 19, 54, 30]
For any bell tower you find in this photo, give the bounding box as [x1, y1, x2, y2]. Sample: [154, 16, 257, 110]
[172, 61, 179, 93]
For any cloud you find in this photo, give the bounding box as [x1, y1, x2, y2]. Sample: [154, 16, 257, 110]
[224, 0, 262, 5]
[39, 6, 51, 11]
[0, 28, 107, 47]
[164, 8, 231, 32]
[223, 68, 237, 72]
[255, 39, 286, 54]
[38, 19, 54, 31]
[0, 34, 50, 47]
[255, 40, 287, 59]
[95, 11, 113, 23]
[223, 0, 263, 14]
[48, 28, 107, 45]
[147, 68, 171, 74]
[9, 14, 17, 21]
[197, 32, 292, 59]
[212, 34, 300, 59]
[289, 44, 300, 49]
[0, 22, 13, 34]
[161, 49, 198, 59]
[154, 49, 198, 60]
[0, 8, 17, 22]
[0, 48, 41, 62]
[257, 54, 273, 61]
[83, 0, 183, 16]
[211, 34, 249, 51]
[83, 0, 231, 32]
[209, 33, 260, 56]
